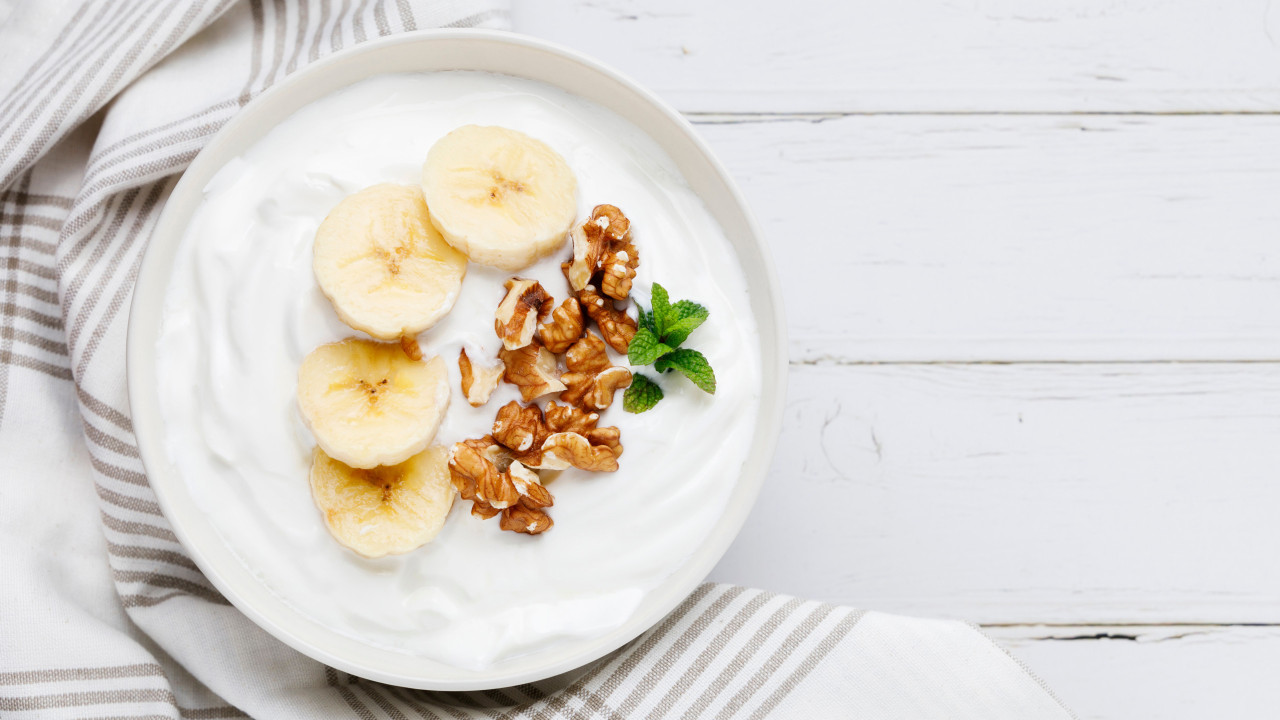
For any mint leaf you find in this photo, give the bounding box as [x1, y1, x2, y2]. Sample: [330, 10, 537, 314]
[636, 303, 658, 335]
[623, 374, 664, 413]
[668, 300, 709, 324]
[627, 327, 674, 366]
[650, 282, 671, 337]
[661, 300, 709, 347]
[654, 348, 716, 394]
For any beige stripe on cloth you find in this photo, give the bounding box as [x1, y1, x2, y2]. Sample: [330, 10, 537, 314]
[0, 1, 1073, 718]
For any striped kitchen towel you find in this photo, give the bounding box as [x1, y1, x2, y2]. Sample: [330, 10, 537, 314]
[0, 1, 1073, 717]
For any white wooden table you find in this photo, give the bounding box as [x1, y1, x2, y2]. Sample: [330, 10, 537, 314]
[517, 2, 1280, 717]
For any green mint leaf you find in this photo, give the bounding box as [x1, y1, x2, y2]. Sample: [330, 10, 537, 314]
[654, 348, 716, 394]
[668, 299, 709, 324]
[623, 374, 664, 413]
[636, 303, 658, 335]
[661, 300, 710, 347]
[650, 282, 671, 337]
[627, 327, 674, 366]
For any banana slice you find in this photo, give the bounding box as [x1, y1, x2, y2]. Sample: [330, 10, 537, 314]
[297, 338, 450, 469]
[421, 125, 577, 271]
[314, 184, 467, 340]
[310, 446, 455, 558]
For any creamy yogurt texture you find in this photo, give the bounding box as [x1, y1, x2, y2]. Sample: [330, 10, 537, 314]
[157, 71, 761, 669]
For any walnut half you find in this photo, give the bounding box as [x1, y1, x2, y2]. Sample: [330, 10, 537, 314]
[492, 400, 548, 456]
[498, 339, 566, 402]
[562, 205, 638, 299]
[560, 332, 632, 411]
[537, 297, 585, 354]
[600, 238, 638, 301]
[495, 278, 552, 351]
[540, 431, 622, 473]
[579, 286, 637, 355]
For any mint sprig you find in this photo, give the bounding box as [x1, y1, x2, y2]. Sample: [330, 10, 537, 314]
[623, 282, 716, 413]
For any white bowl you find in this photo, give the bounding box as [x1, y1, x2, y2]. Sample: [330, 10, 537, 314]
[127, 29, 786, 690]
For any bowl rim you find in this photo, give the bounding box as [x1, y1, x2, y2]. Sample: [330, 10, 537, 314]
[126, 27, 787, 690]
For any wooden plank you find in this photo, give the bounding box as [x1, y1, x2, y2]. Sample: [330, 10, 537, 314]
[989, 625, 1280, 719]
[515, 0, 1280, 113]
[707, 362, 1280, 624]
[692, 114, 1280, 362]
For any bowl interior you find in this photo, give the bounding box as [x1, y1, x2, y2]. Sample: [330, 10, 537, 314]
[127, 29, 786, 690]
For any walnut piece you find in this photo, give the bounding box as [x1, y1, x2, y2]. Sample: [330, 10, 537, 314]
[600, 238, 638, 301]
[447, 436, 495, 500]
[498, 340, 566, 402]
[458, 348, 503, 407]
[537, 297, 585, 354]
[579, 286, 637, 354]
[501, 461, 554, 534]
[541, 432, 622, 472]
[545, 401, 601, 436]
[584, 425, 622, 455]
[560, 332, 632, 411]
[501, 500, 554, 534]
[492, 400, 549, 455]
[562, 205, 637, 296]
[495, 278, 552, 351]
[507, 460, 553, 508]
[563, 224, 602, 293]
[400, 335, 424, 361]
[591, 204, 631, 241]
[447, 437, 513, 518]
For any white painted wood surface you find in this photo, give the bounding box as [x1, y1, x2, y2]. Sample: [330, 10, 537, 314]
[697, 115, 1280, 362]
[517, 2, 1278, 717]
[514, 0, 1280, 114]
[724, 363, 1280, 623]
[988, 625, 1280, 719]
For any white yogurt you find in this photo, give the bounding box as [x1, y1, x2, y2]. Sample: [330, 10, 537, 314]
[156, 71, 761, 670]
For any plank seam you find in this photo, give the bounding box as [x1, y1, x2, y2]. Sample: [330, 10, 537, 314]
[791, 359, 1280, 367]
[687, 111, 1280, 124]
[982, 622, 1280, 628]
